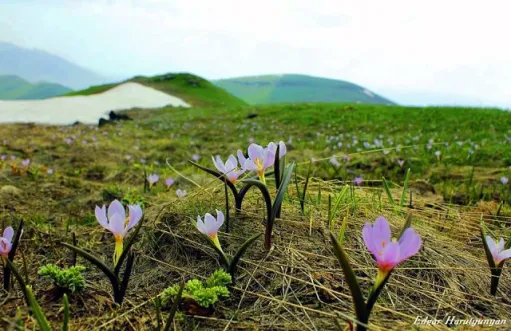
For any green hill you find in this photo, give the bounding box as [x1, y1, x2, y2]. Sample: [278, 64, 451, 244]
[66, 73, 246, 108]
[213, 74, 395, 105]
[0, 75, 72, 100]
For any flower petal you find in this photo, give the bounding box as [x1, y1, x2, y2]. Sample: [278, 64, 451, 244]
[109, 212, 125, 236]
[215, 210, 224, 230]
[108, 200, 126, 223]
[279, 141, 287, 157]
[497, 248, 511, 262]
[373, 216, 391, 242]
[362, 222, 378, 257]
[204, 213, 217, 235]
[244, 159, 258, 171]
[486, 236, 498, 259]
[197, 215, 206, 234]
[379, 242, 401, 269]
[126, 205, 143, 233]
[497, 238, 505, 253]
[398, 228, 422, 262]
[212, 156, 225, 173]
[263, 148, 275, 169]
[248, 144, 264, 161]
[95, 205, 109, 229]
[2, 226, 14, 243]
[237, 150, 247, 168]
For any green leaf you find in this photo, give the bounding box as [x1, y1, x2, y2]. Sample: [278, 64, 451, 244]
[224, 179, 230, 233]
[382, 177, 395, 206]
[8, 219, 23, 261]
[337, 216, 349, 245]
[229, 233, 263, 281]
[26, 285, 51, 331]
[61, 242, 119, 291]
[117, 248, 135, 305]
[399, 168, 411, 207]
[203, 235, 230, 270]
[329, 232, 368, 326]
[397, 214, 413, 240]
[5, 259, 30, 307]
[164, 280, 185, 331]
[240, 179, 273, 249]
[271, 162, 296, 221]
[62, 294, 70, 331]
[115, 216, 145, 276]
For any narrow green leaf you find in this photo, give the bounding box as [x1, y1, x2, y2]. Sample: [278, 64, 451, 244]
[337, 216, 349, 245]
[163, 280, 185, 331]
[272, 162, 296, 221]
[8, 219, 23, 261]
[300, 161, 312, 214]
[224, 179, 230, 233]
[399, 168, 411, 207]
[397, 214, 413, 240]
[153, 297, 163, 331]
[5, 259, 30, 306]
[382, 177, 395, 206]
[188, 160, 239, 197]
[115, 216, 145, 276]
[240, 179, 273, 249]
[329, 232, 368, 325]
[61, 242, 119, 290]
[117, 248, 135, 305]
[26, 285, 51, 331]
[229, 233, 263, 280]
[62, 294, 70, 331]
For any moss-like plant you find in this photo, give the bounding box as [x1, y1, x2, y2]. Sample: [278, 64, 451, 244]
[161, 270, 231, 308]
[39, 264, 86, 294]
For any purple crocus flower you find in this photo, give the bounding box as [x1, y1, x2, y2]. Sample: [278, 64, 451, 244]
[212, 155, 245, 183]
[0, 155, 6, 161]
[354, 176, 363, 186]
[21, 159, 30, 167]
[0, 226, 14, 259]
[147, 174, 159, 186]
[501, 176, 509, 185]
[192, 154, 200, 161]
[486, 236, 511, 265]
[197, 210, 224, 250]
[363, 217, 421, 283]
[165, 177, 175, 188]
[65, 138, 73, 145]
[267, 141, 287, 158]
[237, 143, 275, 184]
[95, 200, 143, 264]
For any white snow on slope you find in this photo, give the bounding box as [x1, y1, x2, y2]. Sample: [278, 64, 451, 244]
[0, 82, 190, 125]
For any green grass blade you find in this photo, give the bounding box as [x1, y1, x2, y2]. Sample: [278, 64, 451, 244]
[62, 294, 70, 331]
[163, 280, 185, 331]
[26, 285, 52, 331]
[329, 232, 368, 327]
[271, 162, 296, 221]
[382, 177, 395, 206]
[337, 216, 349, 245]
[399, 168, 411, 207]
[397, 214, 413, 240]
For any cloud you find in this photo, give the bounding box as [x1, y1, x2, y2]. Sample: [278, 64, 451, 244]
[1, 0, 511, 107]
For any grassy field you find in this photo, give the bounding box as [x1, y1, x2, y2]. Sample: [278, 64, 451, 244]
[0, 101, 511, 330]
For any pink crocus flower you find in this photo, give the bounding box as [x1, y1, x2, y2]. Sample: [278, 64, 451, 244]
[238, 144, 275, 184]
[362, 216, 421, 284]
[0, 226, 14, 259]
[95, 200, 143, 264]
[21, 159, 30, 167]
[500, 176, 509, 185]
[267, 141, 287, 158]
[165, 177, 175, 188]
[212, 155, 245, 183]
[192, 154, 200, 161]
[197, 210, 224, 250]
[486, 236, 511, 265]
[147, 174, 159, 186]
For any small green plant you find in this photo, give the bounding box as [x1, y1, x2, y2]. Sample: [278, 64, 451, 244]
[39, 264, 86, 294]
[161, 270, 231, 309]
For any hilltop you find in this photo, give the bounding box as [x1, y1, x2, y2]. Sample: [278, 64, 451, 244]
[213, 74, 395, 105]
[66, 72, 247, 108]
[0, 75, 72, 100]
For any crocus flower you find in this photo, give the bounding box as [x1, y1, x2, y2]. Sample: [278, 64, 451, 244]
[176, 189, 187, 198]
[197, 210, 224, 250]
[501, 176, 509, 185]
[237, 143, 275, 184]
[95, 200, 143, 264]
[329, 156, 340, 169]
[354, 176, 363, 186]
[212, 155, 245, 183]
[0, 226, 14, 259]
[147, 174, 159, 186]
[192, 154, 200, 161]
[165, 177, 175, 188]
[363, 216, 421, 285]
[267, 141, 287, 158]
[397, 159, 405, 167]
[486, 236, 511, 265]
[0, 155, 6, 161]
[21, 159, 30, 167]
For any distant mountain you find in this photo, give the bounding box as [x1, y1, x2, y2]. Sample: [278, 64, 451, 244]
[0, 75, 72, 100]
[0, 41, 106, 89]
[213, 74, 395, 105]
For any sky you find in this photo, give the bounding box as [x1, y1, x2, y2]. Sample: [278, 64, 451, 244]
[1, 0, 510, 107]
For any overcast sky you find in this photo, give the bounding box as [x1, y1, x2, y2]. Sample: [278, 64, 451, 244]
[1, 0, 510, 107]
